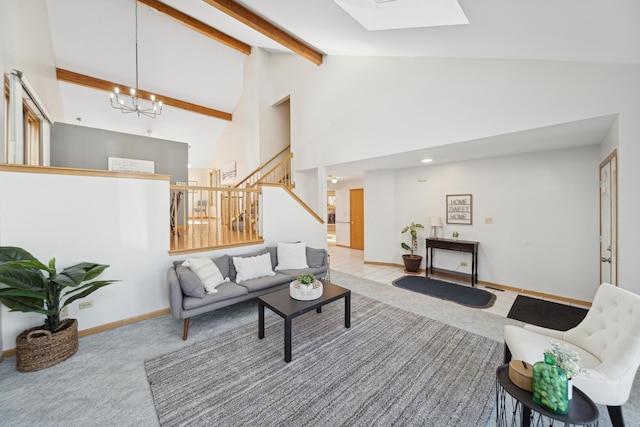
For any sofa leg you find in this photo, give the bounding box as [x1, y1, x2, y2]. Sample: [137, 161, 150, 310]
[183, 318, 190, 341]
[607, 406, 625, 427]
[503, 343, 512, 364]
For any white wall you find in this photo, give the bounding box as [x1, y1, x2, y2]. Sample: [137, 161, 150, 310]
[370, 145, 600, 301]
[0, 171, 170, 347]
[363, 171, 395, 262]
[0, 170, 328, 350]
[267, 53, 640, 294]
[2, 0, 63, 122]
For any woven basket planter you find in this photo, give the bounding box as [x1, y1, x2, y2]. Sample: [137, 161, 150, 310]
[16, 318, 78, 372]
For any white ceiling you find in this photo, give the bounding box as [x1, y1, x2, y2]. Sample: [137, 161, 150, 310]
[44, 0, 639, 170]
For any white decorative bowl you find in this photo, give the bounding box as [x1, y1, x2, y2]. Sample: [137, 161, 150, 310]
[290, 279, 323, 301]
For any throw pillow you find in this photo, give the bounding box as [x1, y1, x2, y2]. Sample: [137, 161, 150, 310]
[275, 242, 308, 271]
[233, 252, 275, 283]
[306, 247, 326, 268]
[176, 265, 205, 298]
[182, 257, 229, 294]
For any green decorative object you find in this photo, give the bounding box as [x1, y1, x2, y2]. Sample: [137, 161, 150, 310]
[532, 352, 569, 414]
[297, 274, 315, 286]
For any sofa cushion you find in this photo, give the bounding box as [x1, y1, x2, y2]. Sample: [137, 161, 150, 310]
[182, 257, 229, 293]
[212, 255, 230, 280]
[306, 247, 326, 268]
[229, 248, 270, 281]
[276, 266, 327, 280]
[236, 273, 292, 292]
[275, 242, 308, 271]
[176, 265, 205, 298]
[182, 282, 249, 310]
[232, 252, 275, 283]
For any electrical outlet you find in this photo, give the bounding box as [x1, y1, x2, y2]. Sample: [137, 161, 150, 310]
[484, 217, 493, 224]
[60, 306, 69, 317]
[460, 261, 468, 267]
[79, 301, 93, 310]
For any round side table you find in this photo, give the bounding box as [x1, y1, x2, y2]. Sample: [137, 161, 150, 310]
[496, 364, 599, 426]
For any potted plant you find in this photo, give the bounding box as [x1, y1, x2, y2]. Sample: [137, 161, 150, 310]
[452, 231, 459, 241]
[401, 221, 424, 272]
[0, 246, 117, 372]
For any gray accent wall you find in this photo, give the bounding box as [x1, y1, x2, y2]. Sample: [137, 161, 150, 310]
[50, 123, 188, 184]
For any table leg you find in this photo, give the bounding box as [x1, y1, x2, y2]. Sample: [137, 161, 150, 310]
[345, 294, 351, 328]
[284, 318, 292, 363]
[522, 405, 531, 427]
[316, 307, 322, 313]
[258, 301, 265, 339]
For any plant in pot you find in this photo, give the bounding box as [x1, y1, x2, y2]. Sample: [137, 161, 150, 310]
[401, 222, 424, 272]
[0, 246, 117, 372]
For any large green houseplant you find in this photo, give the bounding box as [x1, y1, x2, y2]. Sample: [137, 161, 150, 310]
[0, 246, 117, 371]
[401, 222, 424, 272]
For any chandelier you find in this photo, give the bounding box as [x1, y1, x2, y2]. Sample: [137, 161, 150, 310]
[110, 0, 162, 118]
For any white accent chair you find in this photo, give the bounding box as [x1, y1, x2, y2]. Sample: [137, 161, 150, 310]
[504, 283, 640, 427]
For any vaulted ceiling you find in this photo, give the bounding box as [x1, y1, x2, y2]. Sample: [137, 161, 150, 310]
[46, 0, 640, 169]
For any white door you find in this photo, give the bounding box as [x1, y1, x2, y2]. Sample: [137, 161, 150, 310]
[600, 151, 617, 285]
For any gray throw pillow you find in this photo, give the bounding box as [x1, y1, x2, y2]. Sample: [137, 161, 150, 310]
[176, 265, 205, 298]
[213, 255, 230, 279]
[306, 247, 326, 268]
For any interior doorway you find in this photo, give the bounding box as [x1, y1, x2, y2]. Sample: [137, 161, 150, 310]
[327, 190, 336, 245]
[350, 188, 364, 250]
[599, 150, 618, 285]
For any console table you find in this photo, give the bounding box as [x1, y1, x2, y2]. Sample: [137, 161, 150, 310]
[425, 238, 479, 286]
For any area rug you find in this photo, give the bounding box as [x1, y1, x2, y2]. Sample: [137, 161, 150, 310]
[507, 295, 588, 331]
[392, 276, 496, 308]
[145, 294, 502, 426]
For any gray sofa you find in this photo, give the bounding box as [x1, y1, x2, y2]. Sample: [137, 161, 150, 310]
[169, 246, 329, 339]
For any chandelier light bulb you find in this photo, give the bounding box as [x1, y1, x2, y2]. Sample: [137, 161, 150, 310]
[109, 0, 162, 118]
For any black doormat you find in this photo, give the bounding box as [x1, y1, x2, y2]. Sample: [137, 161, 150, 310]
[392, 276, 496, 309]
[507, 295, 588, 331]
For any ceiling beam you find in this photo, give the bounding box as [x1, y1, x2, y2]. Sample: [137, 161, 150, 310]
[201, 0, 324, 65]
[138, 0, 251, 56]
[56, 68, 232, 121]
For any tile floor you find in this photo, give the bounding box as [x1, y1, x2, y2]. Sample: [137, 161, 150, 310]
[327, 244, 520, 317]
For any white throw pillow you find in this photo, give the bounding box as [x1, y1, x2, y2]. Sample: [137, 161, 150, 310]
[275, 242, 308, 270]
[233, 252, 275, 283]
[182, 258, 229, 294]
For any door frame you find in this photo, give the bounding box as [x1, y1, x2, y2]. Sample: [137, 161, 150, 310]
[599, 149, 618, 285]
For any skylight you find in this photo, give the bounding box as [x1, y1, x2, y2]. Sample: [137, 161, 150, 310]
[333, 0, 469, 31]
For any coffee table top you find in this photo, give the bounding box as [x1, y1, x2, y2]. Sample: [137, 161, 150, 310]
[258, 280, 350, 318]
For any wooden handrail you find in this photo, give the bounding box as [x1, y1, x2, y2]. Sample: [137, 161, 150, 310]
[259, 182, 324, 224]
[252, 152, 293, 188]
[234, 145, 291, 188]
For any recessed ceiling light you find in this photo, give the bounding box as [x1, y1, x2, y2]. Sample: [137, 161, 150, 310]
[421, 158, 433, 163]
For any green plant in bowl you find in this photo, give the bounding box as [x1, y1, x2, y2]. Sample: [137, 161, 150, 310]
[297, 274, 315, 286]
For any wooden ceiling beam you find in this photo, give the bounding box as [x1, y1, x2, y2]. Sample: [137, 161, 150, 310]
[202, 0, 324, 66]
[138, 0, 251, 56]
[56, 68, 232, 121]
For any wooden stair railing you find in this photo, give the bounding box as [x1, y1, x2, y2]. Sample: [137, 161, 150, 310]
[234, 145, 291, 189]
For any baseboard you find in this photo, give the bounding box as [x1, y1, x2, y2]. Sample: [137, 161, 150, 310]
[1, 308, 170, 359]
[364, 260, 425, 274]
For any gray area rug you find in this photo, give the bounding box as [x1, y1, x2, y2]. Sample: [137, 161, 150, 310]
[145, 293, 503, 426]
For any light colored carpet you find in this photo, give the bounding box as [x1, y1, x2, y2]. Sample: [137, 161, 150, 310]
[0, 270, 637, 426]
[145, 293, 503, 426]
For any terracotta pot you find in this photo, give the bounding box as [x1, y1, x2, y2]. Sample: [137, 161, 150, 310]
[402, 254, 423, 273]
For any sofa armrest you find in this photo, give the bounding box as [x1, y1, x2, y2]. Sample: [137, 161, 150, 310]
[168, 267, 184, 319]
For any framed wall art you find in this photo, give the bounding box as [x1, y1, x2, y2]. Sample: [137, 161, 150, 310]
[446, 194, 472, 225]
